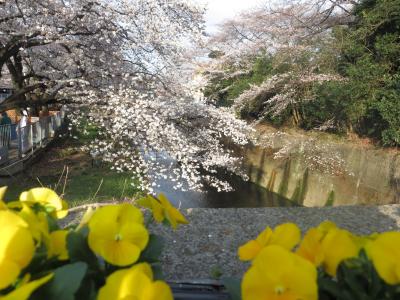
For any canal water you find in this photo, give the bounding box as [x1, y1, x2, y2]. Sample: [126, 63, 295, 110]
[153, 172, 297, 208]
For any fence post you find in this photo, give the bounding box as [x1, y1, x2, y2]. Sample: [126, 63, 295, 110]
[38, 121, 41, 147]
[30, 124, 34, 155]
[18, 125, 22, 159]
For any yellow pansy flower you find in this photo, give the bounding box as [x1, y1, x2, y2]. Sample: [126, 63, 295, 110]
[138, 194, 188, 229]
[297, 221, 337, 266]
[242, 245, 318, 300]
[365, 232, 400, 285]
[317, 220, 337, 234]
[297, 228, 325, 266]
[298, 221, 362, 276]
[98, 263, 173, 300]
[88, 203, 149, 266]
[18, 204, 49, 245]
[0, 211, 35, 289]
[0, 273, 53, 300]
[48, 230, 69, 260]
[19, 188, 68, 219]
[0, 186, 7, 210]
[238, 223, 301, 261]
[321, 228, 360, 276]
[137, 195, 165, 222]
[76, 206, 95, 231]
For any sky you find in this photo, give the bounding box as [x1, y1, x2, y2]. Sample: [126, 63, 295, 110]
[194, 0, 264, 34]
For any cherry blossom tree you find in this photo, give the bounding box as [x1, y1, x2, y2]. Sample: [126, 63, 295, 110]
[209, 0, 356, 63]
[0, 0, 204, 109]
[1, 0, 255, 192]
[203, 0, 356, 127]
[233, 72, 345, 126]
[70, 86, 252, 192]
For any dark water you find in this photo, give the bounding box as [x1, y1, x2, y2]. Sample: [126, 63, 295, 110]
[153, 173, 297, 209]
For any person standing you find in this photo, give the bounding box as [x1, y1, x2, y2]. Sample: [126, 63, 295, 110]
[0, 112, 11, 126]
[0, 112, 12, 147]
[18, 109, 29, 156]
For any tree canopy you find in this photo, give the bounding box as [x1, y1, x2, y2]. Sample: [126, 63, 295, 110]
[204, 0, 400, 146]
[0, 0, 254, 192]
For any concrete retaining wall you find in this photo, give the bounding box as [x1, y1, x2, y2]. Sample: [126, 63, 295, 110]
[241, 126, 400, 206]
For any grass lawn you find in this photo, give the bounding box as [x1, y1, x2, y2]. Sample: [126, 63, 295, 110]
[1, 133, 144, 207]
[3, 168, 142, 207]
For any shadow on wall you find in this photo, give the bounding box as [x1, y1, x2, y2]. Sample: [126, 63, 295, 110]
[242, 143, 400, 207]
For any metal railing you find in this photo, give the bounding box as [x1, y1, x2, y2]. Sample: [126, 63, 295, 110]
[0, 123, 12, 147]
[0, 111, 65, 166]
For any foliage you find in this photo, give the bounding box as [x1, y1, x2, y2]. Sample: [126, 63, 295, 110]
[2, 185, 400, 300]
[336, 0, 400, 145]
[204, 0, 400, 146]
[228, 221, 400, 300]
[203, 55, 273, 107]
[2, 0, 253, 193]
[0, 186, 188, 300]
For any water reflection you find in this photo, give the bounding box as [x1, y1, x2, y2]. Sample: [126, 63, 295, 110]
[154, 173, 298, 209]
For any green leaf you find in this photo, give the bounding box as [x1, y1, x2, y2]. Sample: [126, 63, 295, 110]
[139, 234, 164, 263]
[210, 265, 223, 280]
[75, 277, 98, 300]
[318, 274, 344, 300]
[67, 231, 99, 271]
[151, 263, 164, 281]
[32, 262, 88, 300]
[222, 277, 241, 300]
[24, 245, 48, 274]
[47, 214, 60, 231]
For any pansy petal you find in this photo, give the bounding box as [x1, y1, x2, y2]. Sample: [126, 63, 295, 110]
[1, 273, 53, 300]
[120, 223, 149, 250]
[0, 210, 28, 228]
[142, 281, 174, 300]
[238, 240, 263, 261]
[136, 196, 153, 209]
[243, 246, 317, 300]
[48, 230, 69, 260]
[20, 188, 63, 211]
[297, 228, 324, 266]
[118, 203, 144, 224]
[0, 260, 20, 289]
[6, 201, 23, 209]
[366, 232, 400, 285]
[76, 207, 95, 231]
[169, 207, 188, 225]
[101, 240, 141, 266]
[54, 200, 69, 219]
[0, 214, 35, 270]
[270, 222, 301, 250]
[150, 197, 165, 223]
[255, 227, 272, 246]
[0, 186, 7, 209]
[19, 204, 49, 244]
[321, 229, 359, 276]
[157, 193, 172, 209]
[98, 267, 150, 300]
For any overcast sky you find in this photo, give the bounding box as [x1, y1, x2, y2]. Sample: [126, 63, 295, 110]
[194, 0, 264, 34]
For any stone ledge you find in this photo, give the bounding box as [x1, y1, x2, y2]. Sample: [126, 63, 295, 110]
[62, 205, 400, 280]
[151, 205, 400, 280]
